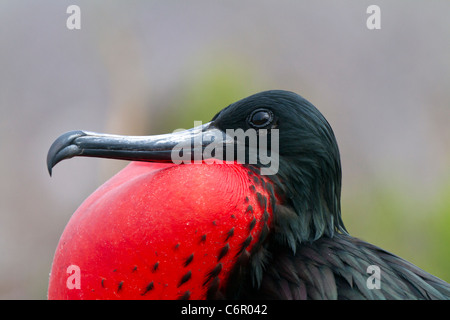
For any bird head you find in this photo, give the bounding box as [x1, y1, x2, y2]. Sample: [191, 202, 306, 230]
[210, 90, 346, 248]
[47, 90, 346, 299]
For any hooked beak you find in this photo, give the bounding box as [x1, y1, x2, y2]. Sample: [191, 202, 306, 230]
[47, 122, 231, 176]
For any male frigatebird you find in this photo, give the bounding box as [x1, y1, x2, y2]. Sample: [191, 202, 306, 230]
[47, 90, 450, 299]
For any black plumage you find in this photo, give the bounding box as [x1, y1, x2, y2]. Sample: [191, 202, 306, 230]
[213, 90, 450, 300]
[237, 233, 450, 299]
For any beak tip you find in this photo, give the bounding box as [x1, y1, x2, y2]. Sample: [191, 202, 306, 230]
[46, 130, 86, 176]
[47, 149, 56, 176]
[47, 163, 53, 177]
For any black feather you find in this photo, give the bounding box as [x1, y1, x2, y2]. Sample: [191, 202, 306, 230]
[209, 91, 449, 299]
[233, 234, 450, 299]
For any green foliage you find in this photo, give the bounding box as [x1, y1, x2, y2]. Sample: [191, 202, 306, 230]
[343, 172, 450, 283]
[428, 174, 450, 281]
[159, 57, 263, 131]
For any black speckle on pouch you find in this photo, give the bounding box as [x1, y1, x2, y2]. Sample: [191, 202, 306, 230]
[184, 253, 194, 267]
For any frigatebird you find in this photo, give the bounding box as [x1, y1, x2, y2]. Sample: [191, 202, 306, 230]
[47, 90, 450, 300]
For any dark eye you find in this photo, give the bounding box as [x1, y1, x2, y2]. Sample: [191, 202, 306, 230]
[248, 109, 273, 128]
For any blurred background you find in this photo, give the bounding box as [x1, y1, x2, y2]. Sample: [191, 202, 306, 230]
[0, 1, 449, 299]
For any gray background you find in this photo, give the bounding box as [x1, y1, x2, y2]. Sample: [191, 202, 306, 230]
[0, 1, 449, 299]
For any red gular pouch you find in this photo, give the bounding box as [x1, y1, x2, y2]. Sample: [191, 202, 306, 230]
[48, 161, 273, 300]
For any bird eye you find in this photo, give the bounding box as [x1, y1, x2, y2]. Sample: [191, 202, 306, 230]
[248, 109, 273, 128]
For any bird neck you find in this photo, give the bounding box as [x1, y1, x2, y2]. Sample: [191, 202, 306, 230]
[267, 157, 347, 253]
